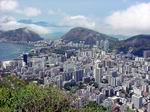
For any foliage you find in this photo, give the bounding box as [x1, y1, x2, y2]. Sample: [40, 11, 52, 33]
[80, 101, 107, 112]
[0, 76, 107, 112]
[0, 75, 71, 112]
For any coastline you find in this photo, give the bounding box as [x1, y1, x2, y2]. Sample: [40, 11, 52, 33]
[0, 42, 34, 61]
[0, 41, 34, 46]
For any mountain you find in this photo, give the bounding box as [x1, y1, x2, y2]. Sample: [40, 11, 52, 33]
[123, 35, 150, 46]
[118, 35, 150, 56]
[61, 27, 150, 56]
[18, 19, 50, 27]
[34, 21, 50, 27]
[0, 31, 3, 34]
[61, 27, 118, 45]
[0, 28, 43, 42]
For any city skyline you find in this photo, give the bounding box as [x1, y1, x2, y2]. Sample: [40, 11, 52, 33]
[0, 1, 150, 111]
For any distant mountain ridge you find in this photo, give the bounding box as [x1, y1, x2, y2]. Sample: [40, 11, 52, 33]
[123, 34, 150, 46]
[0, 28, 43, 42]
[18, 19, 50, 27]
[118, 34, 150, 56]
[61, 27, 150, 56]
[0, 26, 149, 57]
[61, 27, 118, 45]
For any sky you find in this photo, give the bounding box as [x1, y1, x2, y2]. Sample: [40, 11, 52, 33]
[1, 0, 150, 37]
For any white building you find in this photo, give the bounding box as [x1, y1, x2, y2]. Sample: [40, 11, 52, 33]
[132, 94, 143, 109]
[94, 60, 103, 84]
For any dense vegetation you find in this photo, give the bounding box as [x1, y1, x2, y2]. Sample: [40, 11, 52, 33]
[0, 76, 72, 112]
[0, 76, 107, 112]
[80, 102, 107, 112]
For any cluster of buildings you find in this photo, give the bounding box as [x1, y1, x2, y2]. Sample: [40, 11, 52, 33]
[0, 39, 150, 112]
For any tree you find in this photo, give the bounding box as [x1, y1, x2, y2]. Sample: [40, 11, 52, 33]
[80, 101, 107, 112]
[0, 76, 71, 112]
[0, 76, 108, 112]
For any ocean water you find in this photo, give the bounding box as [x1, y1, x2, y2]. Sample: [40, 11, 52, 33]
[0, 43, 34, 61]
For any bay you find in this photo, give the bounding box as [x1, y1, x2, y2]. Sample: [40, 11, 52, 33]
[0, 43, 34, 61]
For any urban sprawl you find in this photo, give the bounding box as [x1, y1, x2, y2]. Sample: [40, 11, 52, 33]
[0, 39, 150, 112]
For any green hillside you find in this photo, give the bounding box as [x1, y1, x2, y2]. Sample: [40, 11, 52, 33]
[0, 75, 107, 112]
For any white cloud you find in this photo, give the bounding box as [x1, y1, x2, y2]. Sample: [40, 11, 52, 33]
[16, 7, 41, 17]
[0, 0, 41, 17]
[106, 2, 150, 35]
[0, 16, 50, 35]
[60, 15, 96, 29]
[0, 0, 18, 12]
[0, 16, 16, 23]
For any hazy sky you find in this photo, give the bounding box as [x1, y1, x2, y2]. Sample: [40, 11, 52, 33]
[0, 0, 150, 36]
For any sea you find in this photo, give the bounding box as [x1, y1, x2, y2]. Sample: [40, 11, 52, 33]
[0, 43, 34, 61]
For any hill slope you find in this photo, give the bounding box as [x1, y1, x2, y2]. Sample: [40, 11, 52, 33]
[0, 28, 43, 42]
[118, 35, 150, 56]
[61, 27, 118, 45]
[0, 75, 107, 112]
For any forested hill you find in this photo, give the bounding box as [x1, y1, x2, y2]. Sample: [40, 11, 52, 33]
[0, 75, 107, 112]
